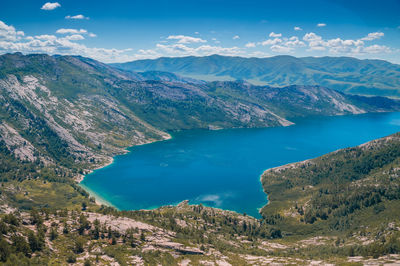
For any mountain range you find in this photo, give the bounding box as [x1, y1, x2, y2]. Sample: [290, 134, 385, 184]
[2, 53, 400, 178]
[113, 54, 400, 98]
[0, 52, 400, 264]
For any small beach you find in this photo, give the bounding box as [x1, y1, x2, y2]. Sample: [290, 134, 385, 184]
[78, 134, 172, 209]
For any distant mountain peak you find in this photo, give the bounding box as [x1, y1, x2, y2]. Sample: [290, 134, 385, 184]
[111, 55, 400, 98]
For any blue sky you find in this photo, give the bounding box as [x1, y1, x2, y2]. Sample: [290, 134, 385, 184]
[0, 0, 399, 63]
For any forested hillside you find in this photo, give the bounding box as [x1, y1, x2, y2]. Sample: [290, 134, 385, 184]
[261, 132, 400, 259]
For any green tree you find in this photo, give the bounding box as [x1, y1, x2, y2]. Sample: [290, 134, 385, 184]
[12, 235, 31, 257]
[0, 238, 11, 262]
[50, 227, 58, 241]
[74, 237, 85, 254]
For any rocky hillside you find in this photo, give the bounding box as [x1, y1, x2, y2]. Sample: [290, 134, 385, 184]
[113, 54, 400, 98]
[1, 53, 400, 265]
[0, 196, 399, 265]
[2, 53, 400, 179]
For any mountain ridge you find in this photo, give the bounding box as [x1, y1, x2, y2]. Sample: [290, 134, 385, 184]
[112, 54, 400, 98]
[0, 52, 400, 264]
[1, 53, 400, 175]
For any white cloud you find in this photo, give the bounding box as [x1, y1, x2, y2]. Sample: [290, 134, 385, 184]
[269, 32, 282, 38]
[271, 45, 294, 53]
[0, 21, 24, 41]
[317, 23, 327, 27]
[41, 2, 60, 10]
[294, 26, 302, 31]
[88, 33, 97, 38]
[65, 34, 85, 41]
[167, 35, 206, 44]
[0, 20, 136, 63]
[0, 19, 395, 63]
[363, 44, 391, 54]
[285, 36, 305, 47]
[136, 48, 162, 58]
[233, 35, 240, 40]
[260, 34, 305, 53]
[308, 46, 326, 51]
[303, 32, 325, 50]
[34, 34, 57, 41]
[155, 43, 242, 57]
[260, 38, 282, 46]
[56, 28, 87, 35]
[302, 31, 392, 55]
[303, 32, 322, 42]
[245, 42, 256, 48]
[65, 14, 89, 20]
[361, 32, 384, 41]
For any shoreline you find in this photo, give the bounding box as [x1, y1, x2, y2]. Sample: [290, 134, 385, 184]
[79, 182, 118, 208]
[77, 134, 172, 208]
[77, 113, 399, 213]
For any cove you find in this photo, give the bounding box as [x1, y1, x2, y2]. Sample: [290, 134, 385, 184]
[81, 112, 400, 218]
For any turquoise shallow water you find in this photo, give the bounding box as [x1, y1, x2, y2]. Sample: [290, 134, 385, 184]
[81, 112, 400, 218]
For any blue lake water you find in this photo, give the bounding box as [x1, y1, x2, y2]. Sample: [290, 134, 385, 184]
[81, 112, 400, 218]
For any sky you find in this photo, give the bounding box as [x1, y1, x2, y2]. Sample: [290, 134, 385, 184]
[0, 0, 399, 63]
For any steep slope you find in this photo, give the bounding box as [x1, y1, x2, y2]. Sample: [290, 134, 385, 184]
[0, 53, 400, 264]
[260, 132, 400, 251]
[0, 53, 169, 182]
[113, 54, 400, 97]
[1, 53, 400, 180]
[204, 81, 400, 120]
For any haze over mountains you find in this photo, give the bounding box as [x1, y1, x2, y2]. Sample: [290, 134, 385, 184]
[113, 55, 400, 98]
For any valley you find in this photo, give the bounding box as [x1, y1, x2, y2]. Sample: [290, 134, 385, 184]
[0, 53, 400, 265]
[113, 55, 400, 98]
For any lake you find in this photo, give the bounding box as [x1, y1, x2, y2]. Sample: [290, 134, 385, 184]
[81, 112, 400, 218]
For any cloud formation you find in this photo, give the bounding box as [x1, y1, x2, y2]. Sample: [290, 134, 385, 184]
[0, 20, 396, 63]
[245, 42, 256, 48]
[259, 35, 305, 52]
[0, 21, 24, 41]
[360, 32, 384, 41]
[233, 35, 240, 40]
[294, 26, 302, 31]
[56, 28, 88, 34]
[65, 15, 90, 20]
[0, 20, 134, 63]
[41, 2, 61, 10]
[65, 34, 85, 41]
[269, 32, 282, 38]
[317, 23, 327, 27]
[154, 43, 242, 57]
[167, 35, 206, 44]
[302, 31, 391, 54]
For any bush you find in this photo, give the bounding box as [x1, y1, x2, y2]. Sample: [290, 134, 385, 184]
[66, 253, 76, 263]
